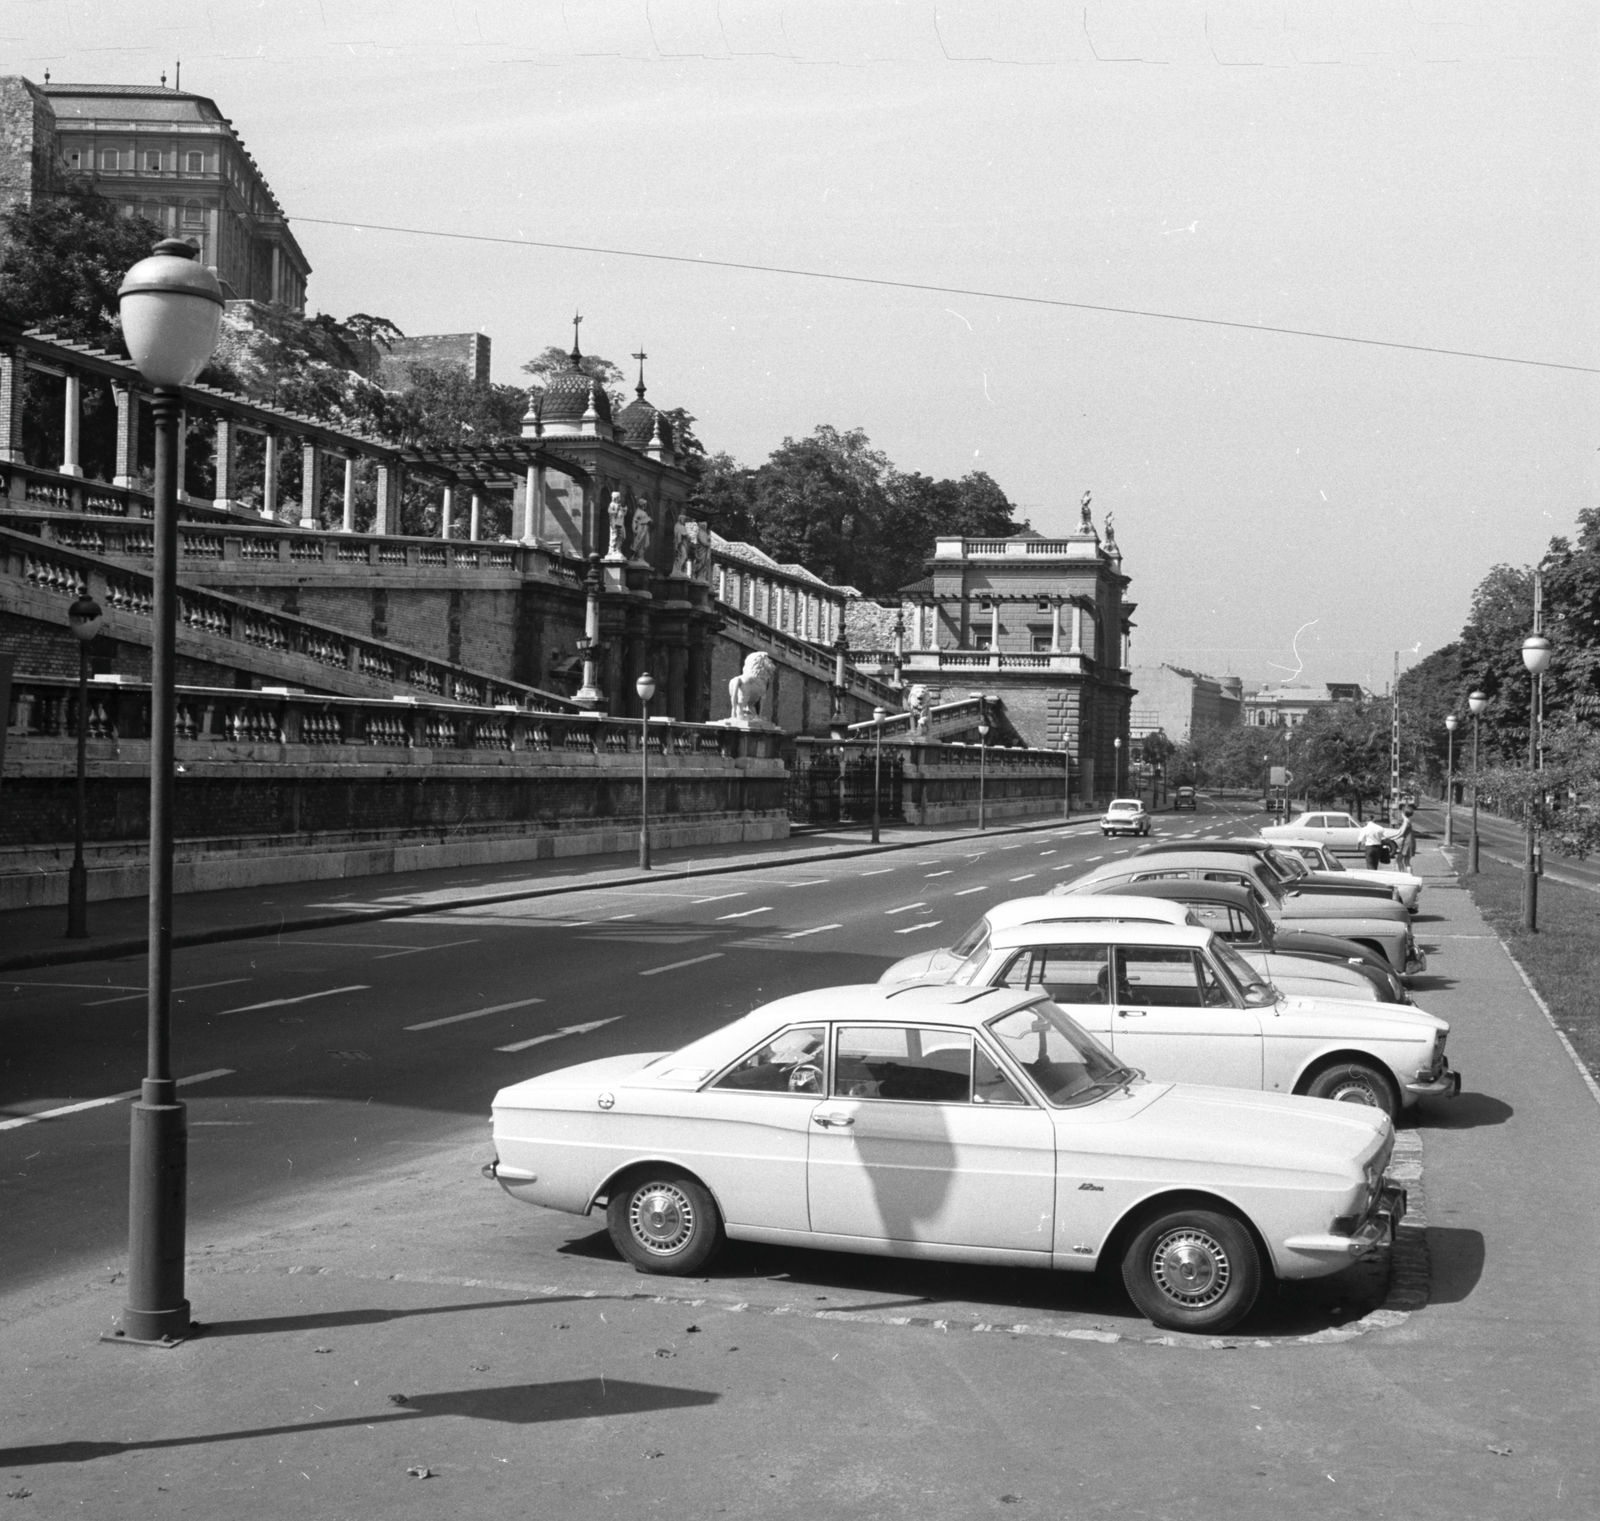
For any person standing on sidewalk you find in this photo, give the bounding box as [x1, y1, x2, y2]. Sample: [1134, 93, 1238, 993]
[1392, 806, 1417, 870]
[1358, 816, 1388, 870]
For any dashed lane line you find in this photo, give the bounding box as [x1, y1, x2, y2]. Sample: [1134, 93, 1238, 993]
[693, 893, 746, 904]
[639, 952, 725, 977]
[717, 906, 773, 920]
[954, 886, 988, 896]
[858, 868, 894, 877]
[83, 978, 249, 1007]
[784, 924, 843, 939]
[784, 880, 831, 887]
[214, 985, 370, 1016]
[1009, 874, 1037, 882]
[0, 1069, 236, 1132]
[497, 1017, 622, 1053]
[407, 997, 546, 1032]
[925, 871, 953, 878]
[894, 921, 944, 935]
[885, 903, 929, 915]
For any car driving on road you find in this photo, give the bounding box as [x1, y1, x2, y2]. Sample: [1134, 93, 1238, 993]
[488, 983, 1406, 1334]
[1174, 786, 1197, 810]
[1101, 798, 1151, 836]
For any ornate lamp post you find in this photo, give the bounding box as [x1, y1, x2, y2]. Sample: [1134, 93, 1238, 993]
[977, 716, 990, 832]
[830, 632, 849, 740]
[65, 592, 105, 939]
[1443, 714, 1458, 847]
[1521, 633, 1552, 932]
[573, 553, 606, 712]
[111, 238, 223, 1345]
[1113, 736, 1123, 798]
[1467, 689, 1487, 874]
[871, 705, 886, 845]
[636, 672, 657, 871]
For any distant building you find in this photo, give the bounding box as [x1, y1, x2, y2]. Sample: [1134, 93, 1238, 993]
[379, 332, 492, 390]
[1243, 681, 1367, 728]
[0, 75, 309, 310]
[1128, 664, 1243, 744]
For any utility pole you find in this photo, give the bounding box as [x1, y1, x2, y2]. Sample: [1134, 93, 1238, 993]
[1390, 651, 1400, 823]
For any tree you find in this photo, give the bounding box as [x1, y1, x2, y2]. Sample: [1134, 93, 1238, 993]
[1396, 642, 1466, 791]
[383, 363, 528, 451]
[0, 191, 165, 345]
[1175, 723, 1291, 791]
[689, 451, 758, 543]
[874, 469, 1020, 594]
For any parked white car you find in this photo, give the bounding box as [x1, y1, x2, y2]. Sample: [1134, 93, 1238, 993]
[1262, 811, 1368, 852]
[1102, 798, 1151, 837]
[1264, 838, 1423, 912]
[488, 983, 1406, 1334]
[879, 895, 1194, 987]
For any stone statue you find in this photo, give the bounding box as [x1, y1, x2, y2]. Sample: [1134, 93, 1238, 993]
[673, 515, 701, 578]
[606, 490, 629, 558]
[1104, 511, 1117, 550]
[631, 504, 653, 563]
[906, 683, 931, 736]
[728, 651, 777, 722]
[1079, 490, 1093, 533]
[692, 521, 712, 581]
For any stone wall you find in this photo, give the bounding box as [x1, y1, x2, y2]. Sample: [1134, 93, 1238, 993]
[0, 77, 54, 211]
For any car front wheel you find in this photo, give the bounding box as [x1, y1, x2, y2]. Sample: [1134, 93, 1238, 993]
[606, 1169, 724, 1275]
[1303, 1061, 1399, 1120]
[1121, 1208, 1262, 1333]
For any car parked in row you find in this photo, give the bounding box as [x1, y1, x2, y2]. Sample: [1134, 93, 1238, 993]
[1261, 838, 1423, 912]
[488, 982, 1407, 1334]
[1261, 811, 1368, 852]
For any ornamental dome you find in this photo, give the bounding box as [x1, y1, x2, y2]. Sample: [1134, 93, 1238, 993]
[530, 337, 614, 427]
[616, 352, 674, 453]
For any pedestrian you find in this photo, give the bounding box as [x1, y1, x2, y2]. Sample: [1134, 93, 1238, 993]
[1357, 816, 1387, 870]
[1392, 806, 1417, 870]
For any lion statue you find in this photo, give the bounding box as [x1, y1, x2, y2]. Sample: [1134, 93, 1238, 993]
[906, 684, 931, 735]
[728, 651, 777, 722]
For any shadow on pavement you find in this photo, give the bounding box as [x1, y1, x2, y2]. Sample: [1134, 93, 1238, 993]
[0, 1379, 721, 1468]
[1406, 975, 1459, 994]
[1424, 1227, 1487, 1304]
[1415, 1092, 1514, 1129]
[200, 1295, 577, 1337]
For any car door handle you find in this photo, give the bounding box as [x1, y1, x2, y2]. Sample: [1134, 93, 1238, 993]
[812, 1112, 855, 1128]
[1117, 1010, 1147, 1019]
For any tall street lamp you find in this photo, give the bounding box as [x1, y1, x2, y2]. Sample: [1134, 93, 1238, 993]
[66, 592, 105, 939]
[977, 717, 990, 832]
[636, 672, 657, 871]
[1113, 736, 1123, 797]
[111, 237, 223, 1345]
[1467, 689, 1487, 874]
[871, 706, 886, 845]
[1521, 633, 1552, 932]
[1443, 714, 1458, 847]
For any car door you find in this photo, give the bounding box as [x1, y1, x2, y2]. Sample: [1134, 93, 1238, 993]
[1325, 813, 1362, 851]
[807, 1023, 1056, 1255]
[1108, 945, 1264, 1089]
[988, 943, 1116, 1043]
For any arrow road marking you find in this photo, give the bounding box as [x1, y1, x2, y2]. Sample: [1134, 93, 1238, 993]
[640, 952, 726, 977]
[215, 985, 369, 1016]
[407, 997, 546, 1031]
[497, 1018, 622, 1054]
[0, 1069, 235, 1132]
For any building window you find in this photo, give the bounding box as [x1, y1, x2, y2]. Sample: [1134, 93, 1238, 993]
[186, 151, 204, 173]
[973, 635, 992, 650]
[65, 150, 82, 170]
[100, 149, 126, 171]
[977, 598, 993, 611]
[145, 152, 162, 172]
[1037, 598, 1050, 611]
[182, 200, 205, 228]
[1032, 635, 1053, 653]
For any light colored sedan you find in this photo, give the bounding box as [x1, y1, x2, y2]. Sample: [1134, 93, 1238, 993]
[488, 983, 1405, 1334]
[1264, 838, 1423, 913]
[1102, 798, 1151, 836]
[942, 920, 1455, 1119]
[1262, 811, 1368, 852]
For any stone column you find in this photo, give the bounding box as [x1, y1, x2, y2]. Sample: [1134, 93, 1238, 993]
[261, 432, 279, 518]
[1070, 605, 1083, 655]
[300, 441, 323, 529]
[341, 456, 357, 532]
[0, 347, 25, 464]
[990, 600, 1001, 654]
[213, 414, 237, 509]
[1051, 600, 1061, 654]
[112, 383, 139, 487]
[468, 492, 483, 541]
[440, 482, 455, 539]
[374, 460, 402, 535]
[522, 465, 544, 543]
[60, 373, 83, 477]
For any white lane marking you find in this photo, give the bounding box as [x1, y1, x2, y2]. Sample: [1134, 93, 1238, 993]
[215, 985, 369, 1016]
[924, 871, 953, 878]
[954, 886, 987, 896]
[785, 879, 830, 887]
[83, 978, 249, 1007]
[1009, 874, 1037, 882]
[1000, 844, 1024, 850]
[0, 1069, 235, 1132]
[717, 906, 773, 920]
[858, 868, 894, 877]
[4, 980, 144, 992]
[893, 922, 943, 935]
[1085, 855, 1104, 862]
[1050, 864, 1076, 871]
[693, 893, 746, 904]
[497, 1018, 622, 1054]
[885, 903, 929, 915]
[406, 997, 546, 1031]
[1039, 850, 1057, 856]
[609, 914, 637, 920]
[640, 952, 725, 977]
[784, 924, 843, 939]
[372, 939, 482, 960]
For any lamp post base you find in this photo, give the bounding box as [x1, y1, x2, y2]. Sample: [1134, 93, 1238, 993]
[118, 1084, 191, 1345]
[65, 862, 89, 939]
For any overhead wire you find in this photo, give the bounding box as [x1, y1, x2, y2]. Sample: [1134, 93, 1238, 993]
[293, 215, 1599, 377]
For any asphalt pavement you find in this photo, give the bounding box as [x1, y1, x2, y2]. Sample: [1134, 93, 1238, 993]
[1, 802, 1597, 1519]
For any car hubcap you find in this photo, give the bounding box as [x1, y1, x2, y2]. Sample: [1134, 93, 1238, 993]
[1328, 1078, 1380, 1106]
[1151, 1229, 1230, 1308]
[629, 1182, 694, 1255]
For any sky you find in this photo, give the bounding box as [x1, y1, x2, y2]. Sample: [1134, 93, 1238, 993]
[10, 1, 1596, 693]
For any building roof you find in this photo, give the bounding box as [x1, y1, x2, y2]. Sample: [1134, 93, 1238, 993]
[528, 342, 614, 426]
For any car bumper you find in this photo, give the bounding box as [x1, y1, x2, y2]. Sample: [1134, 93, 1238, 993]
[1404, 947, 1428, 976]
[1282, 1183, 1408, 1259]
[1405, 1060, 1462, 1099]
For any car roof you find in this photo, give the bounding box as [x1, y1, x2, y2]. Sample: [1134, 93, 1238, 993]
[1102, 850, 1265, 872]
[1107, 798, 1143, 807]
[743, 982, 1046, 1030]
[1086, 878, 1255, 909]
[1135, 839, 1274, 857]
[988, 921, 1211, 951]
[982, 894, 1193, 929]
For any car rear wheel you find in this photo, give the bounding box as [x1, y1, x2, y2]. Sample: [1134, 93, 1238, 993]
[1121, 1208, 1262, 1333]
[606, 1169, 724, 1275]
[1303, 1061, 1399, 1120]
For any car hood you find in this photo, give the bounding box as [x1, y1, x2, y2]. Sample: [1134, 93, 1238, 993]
[878, 947, 964, 984]
[1277, 892, 1409, 923]
[493, 1052, 669, 1109]
[1068, 1081, 1390, 1180]
[1269, 993, 1446, 1035]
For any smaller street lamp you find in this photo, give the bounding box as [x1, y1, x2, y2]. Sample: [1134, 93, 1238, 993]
[1467, 689, 1487, 874]
[1521, 634, 1552, 932]
[977, 716, 991, 832]
[1443, 715, 1458, 847]
[636, 672, 657, 871]
[1113, 736, 1123, 798]
[871, 706, 886, 845]
[66, 593, 105, 939]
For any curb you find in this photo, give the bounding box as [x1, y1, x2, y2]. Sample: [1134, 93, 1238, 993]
[0, 810, 1100, 974]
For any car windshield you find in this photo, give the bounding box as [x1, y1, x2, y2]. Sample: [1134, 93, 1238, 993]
[1263, 848, 1308, 880]
[949, 916, 991, 958]
[1210, 938, 1279, 1006]
[985, 1001, 1132, 1106]
[950, 933, 992, 985]
[1109, 800, 1141, 811]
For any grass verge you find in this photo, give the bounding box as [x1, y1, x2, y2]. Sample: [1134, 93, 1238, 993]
[1459, 850, 1600, 1084]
